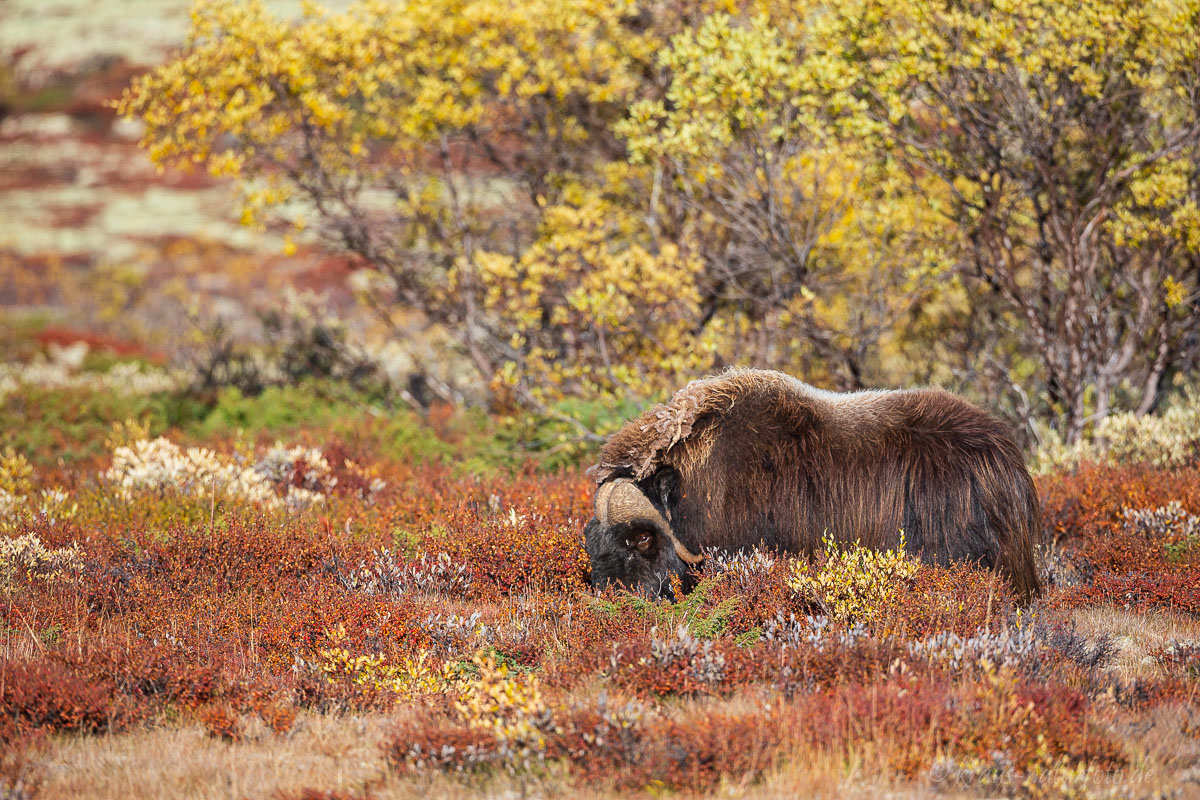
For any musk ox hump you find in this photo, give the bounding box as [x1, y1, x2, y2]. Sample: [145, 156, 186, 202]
[590, 368, 825, 484]
[589, 372, 743, 484]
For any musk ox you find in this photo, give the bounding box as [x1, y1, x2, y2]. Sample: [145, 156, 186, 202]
[584, 368, 1041, 600]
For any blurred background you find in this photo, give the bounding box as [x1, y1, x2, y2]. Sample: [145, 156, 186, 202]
[1, 0, 368, 365]
[2, 0, 1199, 471]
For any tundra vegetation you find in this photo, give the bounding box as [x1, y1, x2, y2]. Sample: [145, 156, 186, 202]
[1, 0, 1199, 797]
[4, 339, 1200, 798]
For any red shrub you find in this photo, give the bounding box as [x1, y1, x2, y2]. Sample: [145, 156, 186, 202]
[61, 641, 226, 710]
[435, 514, 591, 599]
[1151, 640, 1200, 680]
[1039, 463, 1200, 550]
[0, 658, 131, 739]
[198, 703, 241, 741]
[255, 702, 298, 735]
[884, 563, 1018, 638]
[695, 553, 804, 633]
[1050, 569, 1200, 616]
[788, 670, 1124, 779]
[605, 631, 756, 699]
[33, 327, 161, 360]
[387, 717, 499, 773]
[386, 700, 788, 793]
[1036, 462, 1200, 617]
[599, 710, 787, 792]
[385, 665, 1123, 793]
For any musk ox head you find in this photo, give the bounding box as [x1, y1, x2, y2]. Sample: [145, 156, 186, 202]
[584, 478, 703, 600]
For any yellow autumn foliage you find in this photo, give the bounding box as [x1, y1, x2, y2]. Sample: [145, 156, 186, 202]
[120, 0, 1200, 439]
[787, 532, 919, 626]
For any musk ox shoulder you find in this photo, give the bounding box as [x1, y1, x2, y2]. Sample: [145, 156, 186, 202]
[584, 368, 1041, 600]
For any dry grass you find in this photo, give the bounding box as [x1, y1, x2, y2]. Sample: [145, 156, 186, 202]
[35, 718, 1195, 800]
[32, 674, 1199, 800]
[1070, 605, 1200, 681]
[33, 713, 985, 800]
[38, 714, 392, 800]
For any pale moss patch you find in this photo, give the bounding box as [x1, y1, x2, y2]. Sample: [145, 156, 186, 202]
[0, 532, 83, 586]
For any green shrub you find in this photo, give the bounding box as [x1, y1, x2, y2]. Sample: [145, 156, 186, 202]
[197, 383, 363, 436]
[0, 385, 203, 467]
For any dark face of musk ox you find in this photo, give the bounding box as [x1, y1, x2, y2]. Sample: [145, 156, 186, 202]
[584, 517, 694, 600]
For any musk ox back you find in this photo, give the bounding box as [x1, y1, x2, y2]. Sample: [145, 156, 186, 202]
[584, 368, 1041, 600]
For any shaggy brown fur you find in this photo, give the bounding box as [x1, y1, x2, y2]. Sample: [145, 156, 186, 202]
[590, 368, 1041, 599]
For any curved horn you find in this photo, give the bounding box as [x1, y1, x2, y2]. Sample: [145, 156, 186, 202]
[594, 479, 618, 525]
[598, 478, 703, 566]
